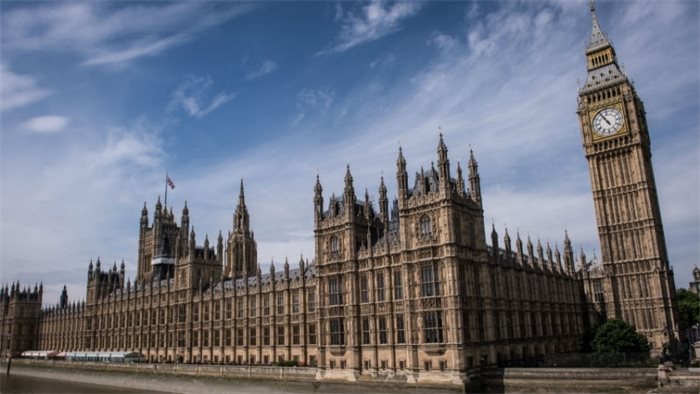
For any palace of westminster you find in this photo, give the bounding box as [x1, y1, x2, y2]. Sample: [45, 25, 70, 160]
[0, 3, 683, 385]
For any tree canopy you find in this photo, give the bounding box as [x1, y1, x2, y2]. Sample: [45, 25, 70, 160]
[592, 319, 651, 354]
[676, 288, 700, 330]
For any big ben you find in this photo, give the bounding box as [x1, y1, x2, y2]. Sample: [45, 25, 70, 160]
[577, 1, 680, 351]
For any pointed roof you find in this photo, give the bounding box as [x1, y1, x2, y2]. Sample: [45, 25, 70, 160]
[586, 0, 611, 54]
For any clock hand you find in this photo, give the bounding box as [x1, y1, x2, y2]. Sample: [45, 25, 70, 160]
[601, 115, 612, 126]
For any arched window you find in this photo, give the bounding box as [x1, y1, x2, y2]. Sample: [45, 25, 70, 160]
[330, 235, 339, 254]
[419, 215, 432, 237]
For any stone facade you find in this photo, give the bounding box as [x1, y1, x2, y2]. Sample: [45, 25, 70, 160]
[0, 2, 682, 386]
[575, 1, 680, 352]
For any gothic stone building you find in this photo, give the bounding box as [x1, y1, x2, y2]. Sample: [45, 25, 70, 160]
[0, 2, 681, 386]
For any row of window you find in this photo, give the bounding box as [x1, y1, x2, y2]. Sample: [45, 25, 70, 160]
[90, 324, 318, 349]
[333, 311, 444, 346]
[84, 289, 317, 330]
[331, 263, 440, 307]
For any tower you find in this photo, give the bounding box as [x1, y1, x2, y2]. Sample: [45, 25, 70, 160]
[576, 1, 679, 350]
[226, 180, 257, 279]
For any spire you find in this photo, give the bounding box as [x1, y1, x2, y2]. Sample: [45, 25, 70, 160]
[456, 161, 465, 196]
[504, 227, 512, 256]
[586, 0, 611, 54]
[314, 174, 324, 223]
[468, 149, 482, 206]
[234, 179, 250, 233]
[378, 176, 388, 225]
[141, 202, 148, 225]
[396, 146, 409, 205]
[344, 164, 355, 208]
[437, 133, 450, 188]
[490, 223, 499, 256]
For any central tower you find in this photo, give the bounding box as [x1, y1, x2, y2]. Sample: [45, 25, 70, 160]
[576, 1, 679, 350]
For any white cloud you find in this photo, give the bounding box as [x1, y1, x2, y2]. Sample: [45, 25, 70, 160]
[1, 2, 256, 67]
[0, 63, 51, 112]
[169, 76, 236, 119]
[245, 60, 278, 80]
[430, 32, 458, 53]
[23, 115, 69, 134]
[320, 0, 423, 54]
[298, 87, 335, 110]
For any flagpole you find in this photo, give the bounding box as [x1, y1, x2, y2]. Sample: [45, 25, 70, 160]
[164, 172, 168, 208]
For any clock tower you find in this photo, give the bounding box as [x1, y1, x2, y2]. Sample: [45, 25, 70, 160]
[577, 1, 679, 351]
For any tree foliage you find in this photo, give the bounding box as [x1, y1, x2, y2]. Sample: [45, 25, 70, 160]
[591, 319, 651, 355]
[676, 288, 700, 330]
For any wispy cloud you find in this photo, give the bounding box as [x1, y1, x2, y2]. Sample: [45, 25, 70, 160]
[320, 1, 423, 54]
[23, 115, 69, 134]
[1, 2, 256, 67]
[430, 32, 458, 53]
[245, 60, 278, 80]
[0, 63, 51, 112]
[298, 87, 335, 110]
[169, 76, 236, 119]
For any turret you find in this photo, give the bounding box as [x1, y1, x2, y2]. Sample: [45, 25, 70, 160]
[378, 177, 389, 228]
[554, 244, 563, 272]
[141, 202, 148, 227]
[563, 231, 575, 274]
[527, 236, 534, 266]
[234, 179, 250, 233]
[396, 147, 409, 206]
[343, 165, 356, 215]
[515, 231, 524, 264]
[284, 257, 290, 279]
[217, 231, 224, 264]
[537, 240, 545, 268]
[88, 259, 93, 278]
[504, 228, 512, 258]
[181, 201, 190, 246]
[59, 285, 68, 308]
[456, 162, 465, 197]
[546, 242, 553, 269]
[203, 234, 210, 260]
[314, 175, 324, 223]
[490, 223, 499, 257]
[437, 134, 451, 193]
[468, 149, 482, 206]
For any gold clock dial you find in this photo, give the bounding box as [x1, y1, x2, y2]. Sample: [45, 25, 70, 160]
[592, 108, 624, 137]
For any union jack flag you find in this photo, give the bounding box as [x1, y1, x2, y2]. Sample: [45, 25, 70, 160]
[166, 176, 175, 189]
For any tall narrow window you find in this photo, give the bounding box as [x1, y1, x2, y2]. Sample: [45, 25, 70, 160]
[330, 236, 339, 254]
[307, 288, 316, 312]
[330, 318, 345, 345]
[292, 290, 300, 313]
[292, 325, 300, 345]
[394, 271, 403, 300]
[225, 299, 232, 319]
[376, 273, 385, 302]
[249, 328, 256, 346]
[277, 293, 284, 314]
[420, 215, 432, 237]
[277, 326, 285, 345]
[396, 315, 405, 344]
[263, 327, 270, 346]
[362, 317, 370, 344]
[378, 316, 388, 344]
[421, 262, 440, 297]
[360, 274, 369, 303]
[263, 294, 270, 316]
[329, 276, 343, 305]
[237, 299, 244, 318]
[250, 297, 257, 318]
[214, 301, 221, 320]
[308, 324, 317, 345]
[423, 311, 444, 343]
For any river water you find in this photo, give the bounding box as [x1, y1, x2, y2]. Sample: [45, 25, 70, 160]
[0, 374, 170, 393]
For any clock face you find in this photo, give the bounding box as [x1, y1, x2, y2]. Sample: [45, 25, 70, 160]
[592, 108, 624, 137]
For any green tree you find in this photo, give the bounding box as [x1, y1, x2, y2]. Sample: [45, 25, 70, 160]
[592, 319, 651, 354]
[676, 288, 700, 330]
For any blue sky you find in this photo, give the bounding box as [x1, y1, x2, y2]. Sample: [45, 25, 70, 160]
[1, 1, 698, 306]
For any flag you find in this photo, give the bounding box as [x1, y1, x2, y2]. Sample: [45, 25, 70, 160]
[166, 176, 175, 189]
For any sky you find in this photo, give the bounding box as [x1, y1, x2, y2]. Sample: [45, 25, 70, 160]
[1, 0, 698, 306]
